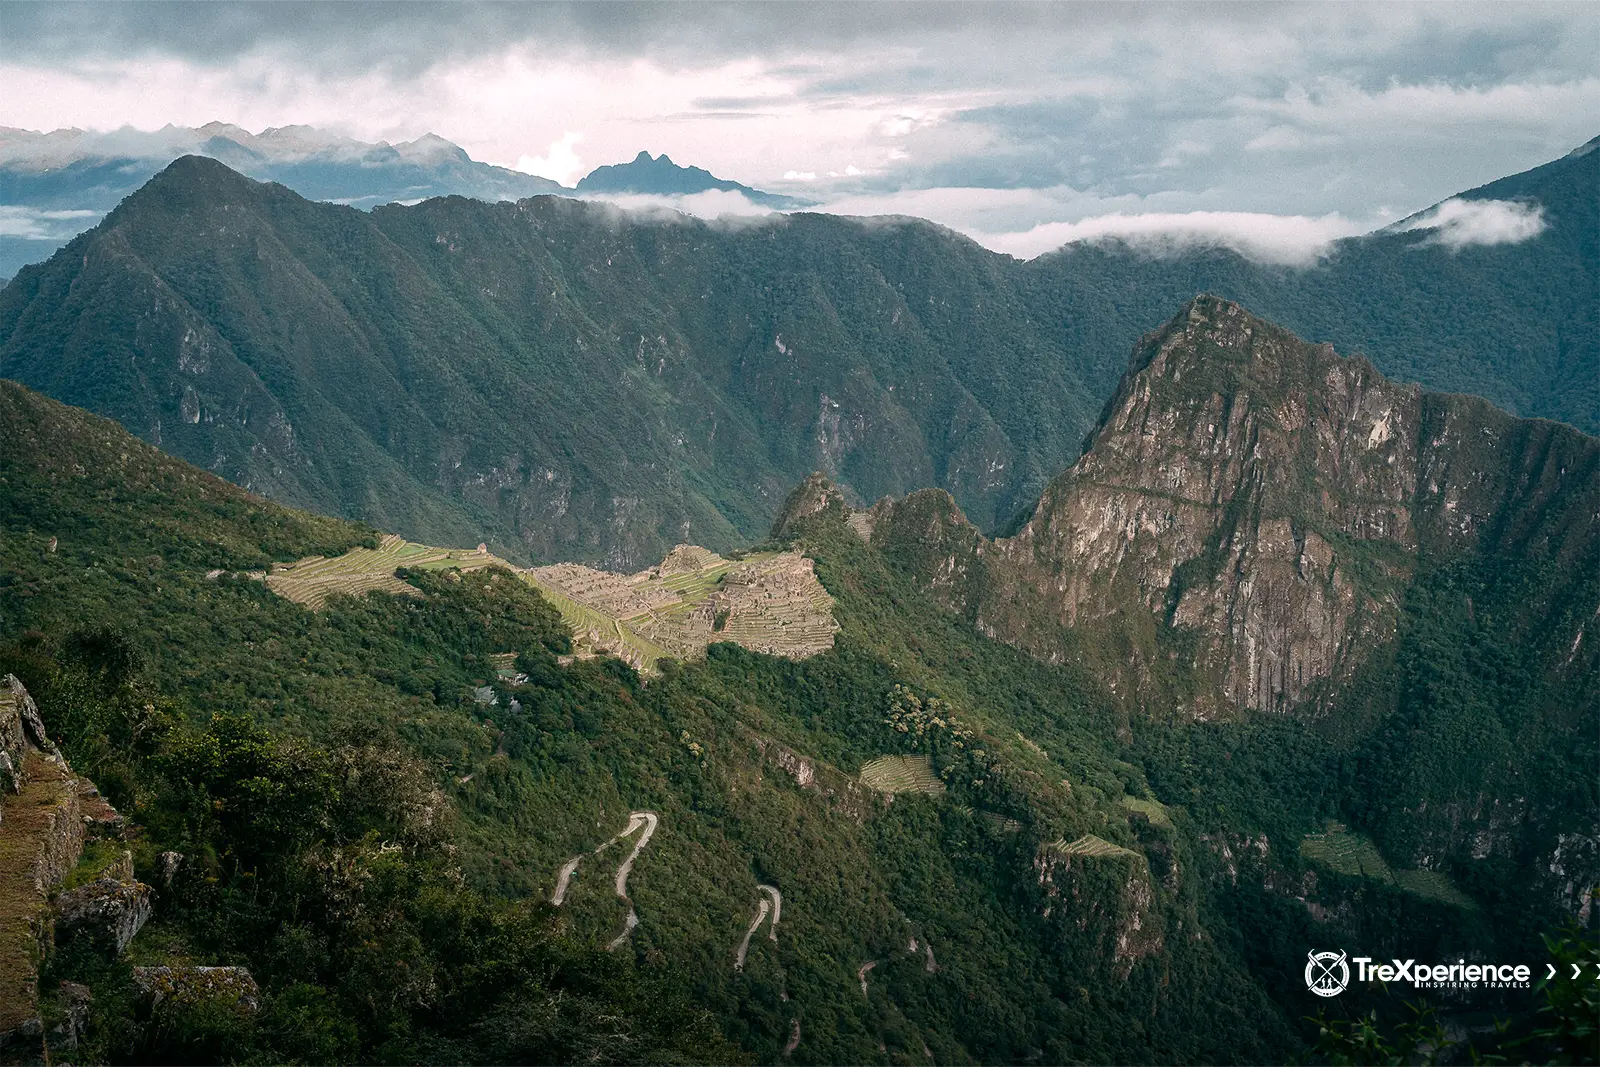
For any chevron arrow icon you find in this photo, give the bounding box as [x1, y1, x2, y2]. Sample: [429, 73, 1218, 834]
[1573, 964, 1584, 979]
[1546, 965, 1556, 979]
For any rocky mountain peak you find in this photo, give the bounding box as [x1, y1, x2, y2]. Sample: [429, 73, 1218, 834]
[875, 298, 1598, 718]
[770, 473, 850, 539]
[1008, 297, 1428, 712]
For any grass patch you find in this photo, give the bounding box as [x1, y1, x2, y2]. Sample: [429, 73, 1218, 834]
[1050, 834, 1139, 859]
[60, 839, 123, 891]
[1300, 826, 1394, 881]
[1119, 795, 1173, 829]
[1393, 869, 1478, 910]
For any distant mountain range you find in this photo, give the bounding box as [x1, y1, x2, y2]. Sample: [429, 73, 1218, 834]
[0, 124, 801, 279]
[1, 139, 1593, 568]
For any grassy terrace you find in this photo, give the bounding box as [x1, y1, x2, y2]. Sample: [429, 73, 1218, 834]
[264, 534, 499, 609]
[859, 755, 946, 795]
[1119, 796, 1173, 829]
[1300, 825, 1476, 909]
[0, 755, 77, 1040]
[1051, 834, 1139, 859]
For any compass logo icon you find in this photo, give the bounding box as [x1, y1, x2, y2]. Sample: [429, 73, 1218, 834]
[1306, 950, 1350, 997]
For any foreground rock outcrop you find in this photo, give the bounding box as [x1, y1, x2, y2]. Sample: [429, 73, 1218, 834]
[132, 966, 261, 1015]
[57, 851, 154, 956]
[0, 676, 149, 1058]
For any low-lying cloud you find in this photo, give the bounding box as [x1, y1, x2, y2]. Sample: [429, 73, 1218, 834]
[0, 206, 103, 240]
[577, 188, 778, 224]
[1395, 197, 1547, 249]
[976, 210, 1370, 265]
[795, 184, 1388, 265]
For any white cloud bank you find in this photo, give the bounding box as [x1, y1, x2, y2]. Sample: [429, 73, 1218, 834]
[516, 131, 585, 186]
[976, 210, 1371, 265]
[0, 206, 103, 240]
[1395, 197, 1547, 250]
[578, 188, 776, 222]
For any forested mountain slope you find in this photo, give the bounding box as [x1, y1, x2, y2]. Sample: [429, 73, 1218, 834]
[2, 295, 1592, 1061]
[0, 156, 1108, 568]
[860, 296, 1599, 950]
[2, 140, 1594, 568]
[0, 378, 1293, 1063]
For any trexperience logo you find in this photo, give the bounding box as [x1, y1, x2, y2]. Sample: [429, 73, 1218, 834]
[1305, 950, 1535, 996]
[1305, 951, 1351, 997]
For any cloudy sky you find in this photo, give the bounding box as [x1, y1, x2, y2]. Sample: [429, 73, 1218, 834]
[3, 1, 1597, 260]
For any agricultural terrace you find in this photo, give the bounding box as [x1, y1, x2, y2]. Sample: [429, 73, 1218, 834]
[263, 534, 500, 609]
[1050, 835, 1139, 859]
[1300, 825, 1476, 909]
[859, 755, 946, 795]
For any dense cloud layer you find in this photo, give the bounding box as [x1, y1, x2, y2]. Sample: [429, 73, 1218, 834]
[1, 2, 1596, 264]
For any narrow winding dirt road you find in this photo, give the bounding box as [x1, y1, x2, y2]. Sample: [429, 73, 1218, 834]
[551, 856, 582, 905]
[734, 884, 783, 971]
[550, 811, 660, 950]
[610, 811, 658, 899]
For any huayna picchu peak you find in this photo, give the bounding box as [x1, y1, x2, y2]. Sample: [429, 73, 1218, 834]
[865, 295, 1599, 717]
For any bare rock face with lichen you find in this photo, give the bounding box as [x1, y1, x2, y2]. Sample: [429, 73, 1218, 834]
[0, 673, 59, 798]
[56, 852, 154, 956]
[131, 966, 261, 1014]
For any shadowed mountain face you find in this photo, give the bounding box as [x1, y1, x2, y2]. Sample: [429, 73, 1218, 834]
[851, 297, 1598, 932]
[0, 156, 1110, 567]
[866, 296, 1599, 717]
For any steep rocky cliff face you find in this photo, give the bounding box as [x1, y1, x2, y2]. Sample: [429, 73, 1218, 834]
[984, 297, 1422, 714]
[0, 676, 148, 1058]
[874, 296, 1599, 719]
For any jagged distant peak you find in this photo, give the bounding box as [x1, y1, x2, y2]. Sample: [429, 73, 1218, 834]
[576, 149, 806, 209]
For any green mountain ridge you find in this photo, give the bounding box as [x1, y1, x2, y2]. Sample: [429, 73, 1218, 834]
[0, 156, 1109, 569]
[1026, 133, 1598, 437]
[2, 141, 1595, 569]
[0, 376, 1293, 1064]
